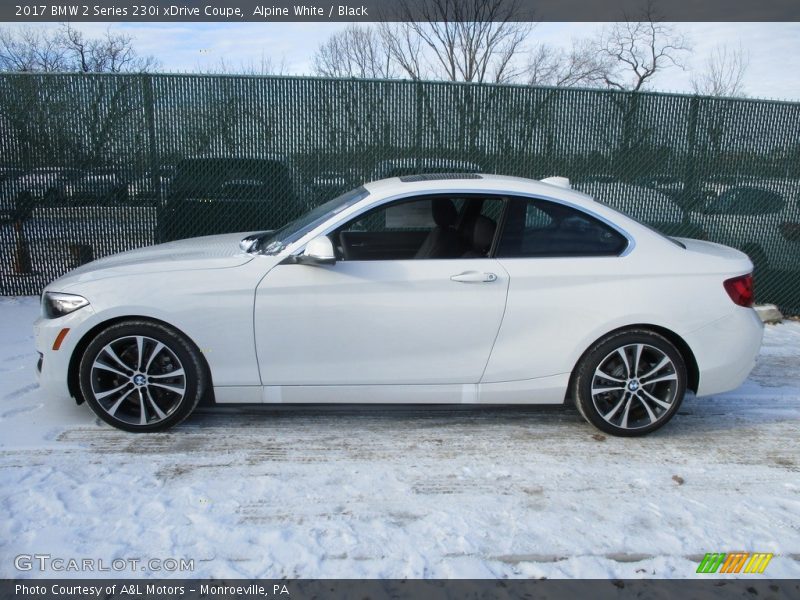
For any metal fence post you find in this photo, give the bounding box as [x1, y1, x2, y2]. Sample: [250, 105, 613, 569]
[141, 73, 160, 200]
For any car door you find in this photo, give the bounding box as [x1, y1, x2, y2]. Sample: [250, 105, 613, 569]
[481, 195, 633, 384]
[254, 195, 510, 386]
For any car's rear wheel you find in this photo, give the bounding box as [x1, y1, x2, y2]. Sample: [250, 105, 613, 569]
[79, 320, 207, 432]
[572, 329, 687, 437]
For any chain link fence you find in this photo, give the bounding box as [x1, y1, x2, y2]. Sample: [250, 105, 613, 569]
[1, 73, 799, 311]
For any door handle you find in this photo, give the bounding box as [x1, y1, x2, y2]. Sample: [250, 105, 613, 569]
[450, 271, 498, 283]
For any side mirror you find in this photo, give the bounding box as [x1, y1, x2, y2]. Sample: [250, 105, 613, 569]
[297, 235, 336, 265]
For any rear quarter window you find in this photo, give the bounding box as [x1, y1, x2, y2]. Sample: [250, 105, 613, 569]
[497, 198, 628, 258]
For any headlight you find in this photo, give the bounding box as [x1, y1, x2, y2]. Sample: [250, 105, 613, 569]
[42, 292, 89, 319]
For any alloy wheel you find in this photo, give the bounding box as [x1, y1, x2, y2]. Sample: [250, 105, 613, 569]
[89, 335, 186, 426]
[590, 343, 679, 431]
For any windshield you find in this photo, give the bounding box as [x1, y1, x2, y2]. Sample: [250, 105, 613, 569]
[245, 186, 369, 254]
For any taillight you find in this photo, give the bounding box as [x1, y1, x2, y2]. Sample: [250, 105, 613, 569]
[724, 273, 754, 307]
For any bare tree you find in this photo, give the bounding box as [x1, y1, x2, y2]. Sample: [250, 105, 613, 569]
[202, 53, 288, 75]
[0, 26, 68, 72]
[0, 25, 158, 73]
[379, 0, 533, 83]
[578, 2, 692, 182]
[689, 44, 750, 194]
[526, 40, 610, 88]
[596, 1, 690, 91]
[517, 39, 611, 165]
[313, 24, 394, 79]
[59, 24, 159, 73]
[0, 25, 159, 171]
[379, 23, 425, 80]
[691, 44, 749, 97]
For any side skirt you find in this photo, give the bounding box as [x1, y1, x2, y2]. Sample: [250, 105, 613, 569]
[212, 373, 569, 405]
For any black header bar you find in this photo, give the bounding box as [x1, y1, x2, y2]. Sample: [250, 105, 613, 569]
[2, 0, 798, 23]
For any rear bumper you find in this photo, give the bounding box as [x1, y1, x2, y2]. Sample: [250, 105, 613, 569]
[687, 307, 764, 397]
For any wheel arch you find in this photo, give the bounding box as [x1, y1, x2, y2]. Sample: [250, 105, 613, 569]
[67, 315, 215, 405]
[567, 323, 699, 399]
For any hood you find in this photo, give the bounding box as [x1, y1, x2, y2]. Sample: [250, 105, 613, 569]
[48, 232, 258, 290]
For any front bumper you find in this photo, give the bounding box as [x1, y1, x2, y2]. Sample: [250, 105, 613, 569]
[34, 304, 97, 401]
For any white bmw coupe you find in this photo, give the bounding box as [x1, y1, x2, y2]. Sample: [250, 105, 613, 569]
[34, 174, 763, 436]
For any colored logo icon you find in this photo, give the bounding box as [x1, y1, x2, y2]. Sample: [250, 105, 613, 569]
[696, 552, 774, 574]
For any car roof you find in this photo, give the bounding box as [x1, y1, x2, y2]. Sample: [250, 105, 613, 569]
[362, 173, 597, 207]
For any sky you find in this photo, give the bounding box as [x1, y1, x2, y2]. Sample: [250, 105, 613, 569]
[16, 21, 800, 100]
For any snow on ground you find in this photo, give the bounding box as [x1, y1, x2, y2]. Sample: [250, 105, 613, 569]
[1, 295, 799, 579]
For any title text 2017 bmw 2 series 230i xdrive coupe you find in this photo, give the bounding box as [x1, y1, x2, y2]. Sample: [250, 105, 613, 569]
[34, 174, 764, 436]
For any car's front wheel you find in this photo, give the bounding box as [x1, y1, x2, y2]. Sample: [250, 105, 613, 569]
[79, 320, 207, 432]
[572, 329, 687, 437]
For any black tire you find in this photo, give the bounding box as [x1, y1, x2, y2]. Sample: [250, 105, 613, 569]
[571, 328, 687, 437]
[79, 320, 207, 432]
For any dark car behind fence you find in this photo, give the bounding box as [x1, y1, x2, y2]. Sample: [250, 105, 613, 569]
[1, 73, 799, 312]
